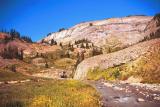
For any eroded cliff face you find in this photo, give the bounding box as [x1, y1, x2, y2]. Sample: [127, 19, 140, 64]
[73, 39, 160, 80]
[144, 14, 160, 38]
[73, 14, 160, 80]
[43, 16, 152, 47]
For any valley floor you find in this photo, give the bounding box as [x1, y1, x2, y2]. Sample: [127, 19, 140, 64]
[0, 78, 100, 107]
[88, 80, 160, 107]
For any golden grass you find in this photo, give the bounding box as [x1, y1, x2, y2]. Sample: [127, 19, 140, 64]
[54, 58, 76, 70]
[87, 47, 160, 83]
[87, 67, 120, 81]
[0, 79, 100, 107]
[122, 50, 160, 83]
[0, 69, 29, 82]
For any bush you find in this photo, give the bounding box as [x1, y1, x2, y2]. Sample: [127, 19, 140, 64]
[58, 28, 65, 32]
[10, 65, 16, 72]
[80, 43, 85, 48]
[75, 39, 91, 45]
[87, 67, 121, 81]
[59, 42, 63, 48]
[92, 48, 103, 56]
[0, 45, 23, 59]
[89, 23, 93, 26]
[10, 29, 20, 39]
[50, 39, 57, 45]
[1, 29, 32, 43]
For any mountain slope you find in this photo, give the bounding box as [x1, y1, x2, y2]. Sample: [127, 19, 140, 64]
[74, 38, 160, 80]
[144, 13, 160, 39]
[43, 16, 152, 47]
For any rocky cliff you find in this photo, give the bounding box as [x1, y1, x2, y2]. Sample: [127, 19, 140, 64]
[43, 16, 152, 47]
[73, 14, 160, 80]
[144, 14, 160, 39]
[74, 38, 160, 80]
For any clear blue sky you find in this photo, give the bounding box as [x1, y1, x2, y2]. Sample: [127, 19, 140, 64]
[0, 0, 160, 41]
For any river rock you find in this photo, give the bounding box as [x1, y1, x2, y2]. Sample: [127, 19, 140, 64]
[137, 98, 145, 102]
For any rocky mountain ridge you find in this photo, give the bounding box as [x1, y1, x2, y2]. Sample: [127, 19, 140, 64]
[73, 14, 160, 81]
[43, 16, 152, 47]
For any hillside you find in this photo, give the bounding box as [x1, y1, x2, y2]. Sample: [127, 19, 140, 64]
[74, 38, 160, 81]
[38, 14, 160, 83]
[0, 14, 160, 107]
[0, 33, 66, 78]
[73, 14, 160, 83]
[0, 32, 101, 107]
[43, 16, 152, 48]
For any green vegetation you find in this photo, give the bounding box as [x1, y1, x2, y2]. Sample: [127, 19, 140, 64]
[50, 39, 57, 45]
[75, 39, 91, 45]
[58, 28, 65, 32]
[0, 44, 23, 60]
[92, 48, 103, 56]
[0, 80, 100, 107]
[0, 69, 29, 82]
[87, 47, 160, 83]
[54, 58, 76, 70]
[121, 49, 160, 83]
[104, 46, 123, 53]
[0, 29, 32, 43]
[20, 36, 32, 43]
[87, 67, 121, 81]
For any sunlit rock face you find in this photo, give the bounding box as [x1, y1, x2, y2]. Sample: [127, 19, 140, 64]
[42, 15, 160, 80]
[74, 38, 160, 80]
[73, 15, 160, 80]
[144, 14, 160, 38]
[43, 16, 152, 47]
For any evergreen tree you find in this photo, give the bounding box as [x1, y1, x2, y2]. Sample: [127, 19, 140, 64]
[80, 43, 85, 48]
[58, 28, 65, 32]
[11, 65, 16, 72]
[10, 29, 20, 39]
[70, 45, 74, 51]
[51, 39, 55, 45]
[59, 42, 63, 48]
[75, 41, 77, 44]
[86, 42, 89, 49]
[20, 49, 23, 60]
[92, 43, 94, 47]
[55, 41, 57, 45]
[75, 52, 84, 69]
[0, 45, 22, 59]
[66, 50, 70, 58]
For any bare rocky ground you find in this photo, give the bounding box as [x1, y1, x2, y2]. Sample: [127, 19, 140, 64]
[88, 80, 160, 107]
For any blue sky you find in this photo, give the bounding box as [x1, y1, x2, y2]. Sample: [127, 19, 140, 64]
[0, 0, 160, 41]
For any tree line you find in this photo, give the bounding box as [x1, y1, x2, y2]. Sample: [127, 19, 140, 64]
[0, 29, 32, 43]
[0, 44, 23, 60]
